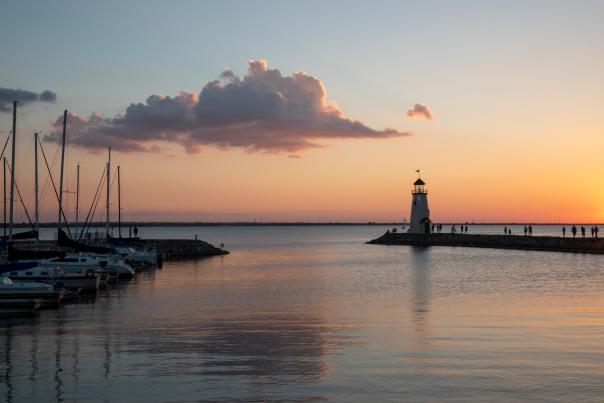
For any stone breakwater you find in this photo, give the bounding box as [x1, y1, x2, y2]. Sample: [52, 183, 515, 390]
[139, 239, 229, 258]
[368, 232, 604, 254]
[25, 239, 228, 259]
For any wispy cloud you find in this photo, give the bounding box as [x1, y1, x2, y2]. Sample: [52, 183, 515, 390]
[0, 87, 57, 112]
[44, 60, 409, 153]
[406, 103, 433, 120]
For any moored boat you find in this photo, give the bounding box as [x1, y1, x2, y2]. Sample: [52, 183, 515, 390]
[115, 246, 158, 268]
[39, 254, 135, 278]
[0, 277, 63, 308]
[0, 276, 57, 299]
[3, 266, 100, 292]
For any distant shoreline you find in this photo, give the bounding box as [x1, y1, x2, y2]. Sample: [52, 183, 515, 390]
[8, 221, 603, 228]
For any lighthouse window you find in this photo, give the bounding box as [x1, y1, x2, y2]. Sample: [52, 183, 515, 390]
[413, 200, 417, 206]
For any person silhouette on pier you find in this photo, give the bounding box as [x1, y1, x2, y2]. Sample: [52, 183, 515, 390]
[562, 226, 566, 237]
[528, 225, 533, 236]
[591, 226, 595, 238]
[572, 225, 577, 238]
[595, 226, 599, 238]
[581, 226, 586, 238]
[504, 226, 508, 235]
[523, 226, 528, 236]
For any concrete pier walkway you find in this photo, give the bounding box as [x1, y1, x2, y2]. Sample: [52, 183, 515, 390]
[368, 232, 604, 254]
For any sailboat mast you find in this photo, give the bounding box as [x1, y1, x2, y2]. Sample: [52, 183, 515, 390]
[117, 165, 121, 238]
[3, 157, 6, 237]
[34, 132, 39, 241]
[57, 109, 67, 234]
[106, 146, 111, 237]
[75, 164, 79, 239]
[8, 101, 17, 241]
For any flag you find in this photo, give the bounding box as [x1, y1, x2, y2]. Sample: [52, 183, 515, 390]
[415, 169, 420, 173]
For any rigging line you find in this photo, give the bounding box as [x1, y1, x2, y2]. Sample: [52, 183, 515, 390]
[109, 166, 119, 221]
[0, 131, 11, 162]
[38, 135, 55, 201]
[80, 167, 104, 239]
[39, 139, 59, 205]
[38, 137, 72, 237]
[81, 175, 104, 241]
[85, 177, 104, 239]
[37, 137, 59, 202]
[80, 166, 106, 240]
[109, 166, 119, 200]
[5, 161, 35, 230]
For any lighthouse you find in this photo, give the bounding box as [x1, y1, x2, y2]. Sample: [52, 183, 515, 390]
[409, 173, 431, 234]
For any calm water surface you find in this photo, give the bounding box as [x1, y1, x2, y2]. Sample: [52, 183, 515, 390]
[2, 225, 604, 402]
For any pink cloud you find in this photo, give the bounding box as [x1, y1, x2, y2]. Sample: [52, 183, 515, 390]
[406, 103, 433, 120]
[44, 60, 409, 153]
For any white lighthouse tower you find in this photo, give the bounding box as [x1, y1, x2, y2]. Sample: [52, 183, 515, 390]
[409, 172, 431, 234]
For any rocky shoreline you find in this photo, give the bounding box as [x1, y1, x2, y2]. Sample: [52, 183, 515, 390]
[368, 232, 604, 254]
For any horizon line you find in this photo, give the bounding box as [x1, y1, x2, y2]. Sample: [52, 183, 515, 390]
[10, 221, 604, 227]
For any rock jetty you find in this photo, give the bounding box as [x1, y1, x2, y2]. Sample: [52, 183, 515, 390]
[16, 238, 228, 259]
[368, 232, 604, 254]
[139, 239, 228, 258]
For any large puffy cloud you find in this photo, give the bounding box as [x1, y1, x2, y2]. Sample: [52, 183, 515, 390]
[0, 87, 57, 112]
[44, 60, 408, 153]
[406, 103, 433, 120]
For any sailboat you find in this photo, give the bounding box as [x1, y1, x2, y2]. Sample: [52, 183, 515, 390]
[38, 126, 134, 278]
[4, 130, 64, 260]
[0, 101, 61, 305]
[106, 164, 158, 267]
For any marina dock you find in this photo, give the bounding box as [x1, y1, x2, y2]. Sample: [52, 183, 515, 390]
[368, 232, 604, 254]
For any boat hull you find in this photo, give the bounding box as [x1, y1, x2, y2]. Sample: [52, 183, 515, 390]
[8, 275, 100, 292]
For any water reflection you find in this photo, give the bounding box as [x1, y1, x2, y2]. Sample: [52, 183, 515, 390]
[409, 246, 432, 353]
[3, 326, 14, 403]
[1, 284, 351, 401]
[126, 312, 344, 384]
[2, 225, 604, 402]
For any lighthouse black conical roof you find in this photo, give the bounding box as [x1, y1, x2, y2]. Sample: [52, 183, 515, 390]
[413, 178, 425, 186]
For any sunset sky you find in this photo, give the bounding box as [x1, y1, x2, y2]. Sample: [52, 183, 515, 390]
[1, 0, 603, 223]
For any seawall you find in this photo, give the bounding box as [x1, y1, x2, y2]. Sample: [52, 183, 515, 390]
[368, 232, 604, 254]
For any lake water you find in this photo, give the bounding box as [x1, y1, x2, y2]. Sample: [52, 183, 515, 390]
[2, 225, 604, 402]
